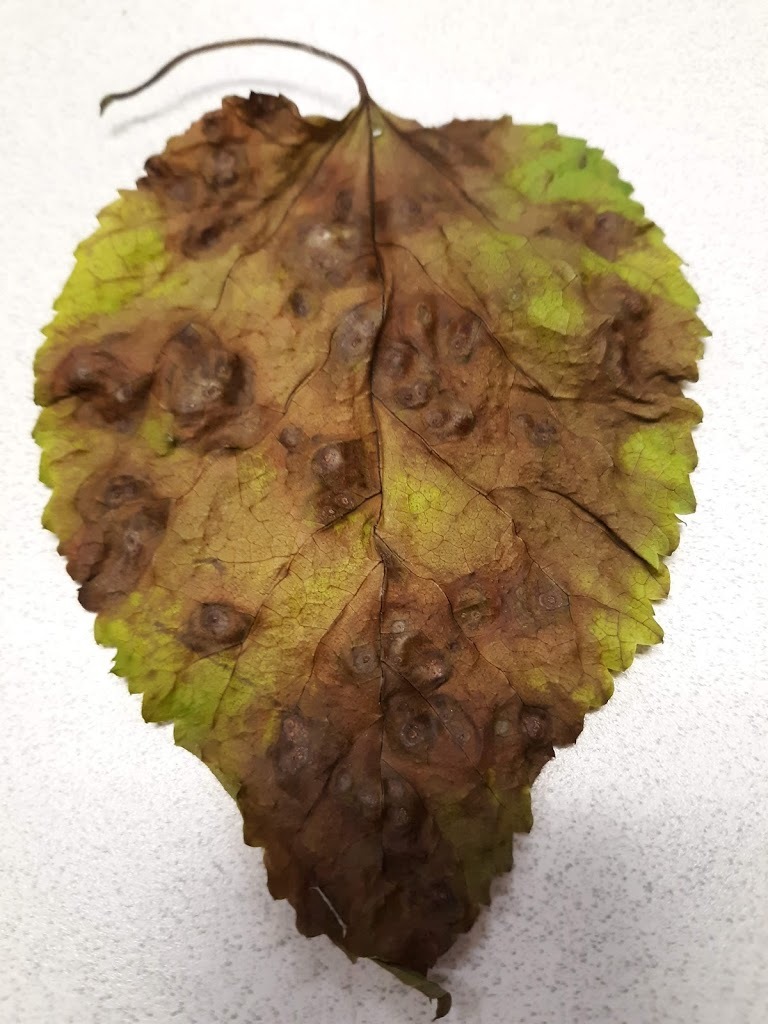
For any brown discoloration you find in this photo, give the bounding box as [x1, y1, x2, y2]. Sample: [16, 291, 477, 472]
[308, 437, 379, 524]
[583, 275, 655, 395]
[154, 322, 251, 444]
[384, 690, 439, 759]
[64, 471, 170, 612]
[421, 395, 476, 439]
[384, 629, 453, 692]
[449, 578, 501, 635]
[349, 642, 380, 678]
[517, 413, 558, 447]
[51, 343, 152, 426]
[331, 302, 382, 363]
[531, 202, 641, 261]
[181, 602, 253, 654]
[288, 289, 310, 318]
[270, 709, 347, 804]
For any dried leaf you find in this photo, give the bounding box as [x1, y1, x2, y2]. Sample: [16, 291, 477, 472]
[34, 45, 704, 1015]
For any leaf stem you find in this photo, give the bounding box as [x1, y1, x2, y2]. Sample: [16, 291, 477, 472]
[98, 37, 370, 115]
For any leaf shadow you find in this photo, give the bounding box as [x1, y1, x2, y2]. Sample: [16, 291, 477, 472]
[105, 78, 347, 137]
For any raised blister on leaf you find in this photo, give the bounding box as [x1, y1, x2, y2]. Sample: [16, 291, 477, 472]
[35, 39, 705, 1018]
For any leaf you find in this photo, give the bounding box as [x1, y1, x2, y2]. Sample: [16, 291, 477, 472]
[33, 42, 705, 1015]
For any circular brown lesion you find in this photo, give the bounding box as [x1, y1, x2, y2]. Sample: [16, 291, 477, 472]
[381, 764, 428, 854]
[308, 438, 377, 525]
[288, 289, 310, 318]
[584, 275, 654, 394]
[349, 643, 380, 678]
[384, 692, 439, 758]
[180, 602, 254, 655]
[154, 322, 252, 444]
[442, 313, 482, 363]
[50, 341, 152, 427]
[431, 693, 479, 754]
[421, 395, 476, 438]
[517, 413, 558, 447]
[447, 575, 501, 636]
[385, 630, 453, 693]
[65, 470, 171, 612]
[269, 709, 347, 803]
[201, 146, 247, 192]
[535, 202, 641, 261]
[331, 302, 382, 363]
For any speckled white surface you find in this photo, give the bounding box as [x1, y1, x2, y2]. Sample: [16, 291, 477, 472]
[2, 1, 767, 1021]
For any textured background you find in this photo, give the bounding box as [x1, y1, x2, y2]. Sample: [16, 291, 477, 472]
[2, 1, 767, 1022]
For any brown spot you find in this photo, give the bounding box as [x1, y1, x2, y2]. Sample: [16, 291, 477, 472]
[155, 322, 248, 442]
[139, 157, 199, 207]
[450, 581, 499, 635]
[431, 694, 480, 757]
[591, 278, 650, 330]
[586, 277, 652, 390]
[395, 378, 433, 409]
[278, 426, 303, 454]
[586, 211, 637, 261]
[182, 219, 222, 254]
[425, 880, 464, 924]
[181, 213, 243, 257]
[181, 602, 254, 655]
[270, 710, 345, 802]
[330, 762, 380, 822]
[311, 443, 347, 482]
[559, 204, 638, 261]
[201, 110, 228, 144]
[422, 397, 475, 437]
[382, 767, 426, 854]
[334, 188, 353, 221]
[518, 413, 558, 447]
[50, 344, 151, 425]
[375, 195, 423, 233]
[288, 289, 310, 318]
[349, 643, 380, 678]
[520, 706, 550, 744]
[300, 221, 365, 284]
[317, 492, 359, 524]
[379, 339, 417, 379]
[504, 565, 569, 630]
[202, 146, 244, 190]
[309, 438, 374, 523]
[415, 301, 435, 331]
[275, 716, 311, 779]
[332, 303, 382, 362]
[71, 488, 170, 612]
[444, 315, 481, 362]
[384, 692, 438, 758]
[100, 475, 149, 509]
[231, 91, 297, 126]
[386, 632, 452, 692]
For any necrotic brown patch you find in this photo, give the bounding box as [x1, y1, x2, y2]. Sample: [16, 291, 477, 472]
[384, 691, 439, 759]
[385, 630, 453, 693]
[67, 472, 170, 612]
[270, 710, 347, 804]
[155, 322, 249, 443]
[331, 302, 382, 363]
[309, 438, 377, 524]
[51, 343, 152, 426]
[181, 602, 254, 655]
